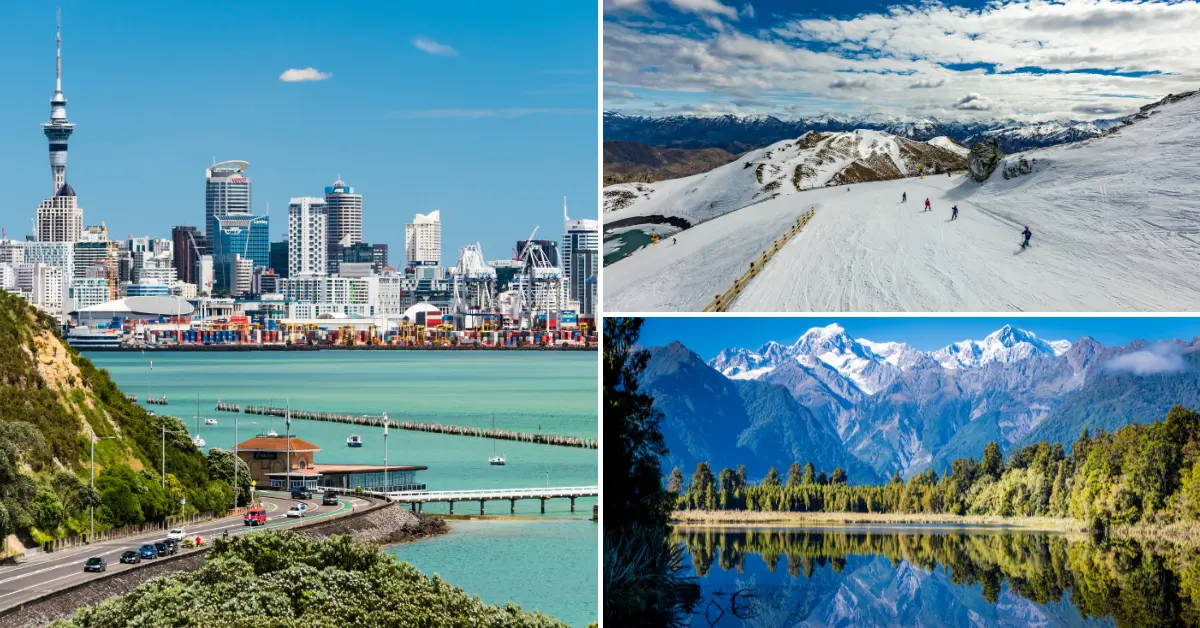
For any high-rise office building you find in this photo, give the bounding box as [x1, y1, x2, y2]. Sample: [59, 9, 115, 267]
[36, 185, 83, 243]
[269, 240, 289, 278]
[405, 210, 441, 268]
[562, 201, 599, 316]
[205, 160, 251, 239]
[171, 226, 209, 285]
[342, 242, 373, 264]
[212, 214, 269, 292]
[371, 243, 389, 272]
[287, 197, 327, 277]
[324, 178, 362, 275]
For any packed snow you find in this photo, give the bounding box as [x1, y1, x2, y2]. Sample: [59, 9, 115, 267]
[606, 92, 1200, 312]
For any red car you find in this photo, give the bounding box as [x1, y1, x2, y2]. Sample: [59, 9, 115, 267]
[244, 508, 267, 526]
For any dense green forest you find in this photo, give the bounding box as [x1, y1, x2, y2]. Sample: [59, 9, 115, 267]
[671, 405, 1200, 530]
[50, 531, 567, 628]
[0, 292, 245, 552]
[675, 527, 1200, 626]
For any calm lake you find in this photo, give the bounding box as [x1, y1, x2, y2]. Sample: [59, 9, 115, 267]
[85, 350, 598, 627]
[675, 526, 1199, 627]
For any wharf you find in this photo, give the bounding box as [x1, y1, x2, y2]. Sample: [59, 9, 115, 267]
[231, 404, 598, 450]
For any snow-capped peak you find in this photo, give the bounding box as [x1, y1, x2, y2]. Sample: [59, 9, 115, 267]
[931, 325, 1071, 370]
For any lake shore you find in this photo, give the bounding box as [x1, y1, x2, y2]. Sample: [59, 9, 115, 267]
[671, 510, 1086, 533]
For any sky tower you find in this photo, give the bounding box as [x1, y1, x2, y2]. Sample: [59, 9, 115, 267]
[43, 9, 74, 195]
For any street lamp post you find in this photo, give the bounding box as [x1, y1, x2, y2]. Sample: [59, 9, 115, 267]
[90, 435, 116, 541]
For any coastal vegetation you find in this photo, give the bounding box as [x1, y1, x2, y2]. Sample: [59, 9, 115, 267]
[0, 292, 233, 554]
[603, 317, 696, 627]
[48, 531, 568, 627]
[669, 405, 1200, 537]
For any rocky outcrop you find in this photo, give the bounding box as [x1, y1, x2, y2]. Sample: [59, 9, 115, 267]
[1002, 156, 1040, 180]
[968, 137, 1004, 182]
[297, 501, 448, 545]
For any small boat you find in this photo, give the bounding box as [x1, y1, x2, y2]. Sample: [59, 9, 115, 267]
[266, 429, 278, 437]
[488, 413, 505, 465]
[347, 434, 363, 447]
[192, 435, 206, 448]
[205, 418, 217, 426]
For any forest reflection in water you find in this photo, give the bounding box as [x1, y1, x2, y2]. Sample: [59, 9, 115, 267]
[675, 526, 1200, 627]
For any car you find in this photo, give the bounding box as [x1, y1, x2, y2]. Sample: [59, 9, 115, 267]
[244, 508, 267, 526]
[322, 492, 340, 506]
[138, 543, 159, 559]
[285, 506, 305, 518]
[154, 542, 174, 556]
[119, 550, 141, 564]
[163, 539, 179, 553]
[291, 489, 313, 500]
[167, 528, 186, 541]
[83, 556, 107, 572]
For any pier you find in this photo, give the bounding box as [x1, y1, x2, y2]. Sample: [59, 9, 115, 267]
[379, 486, 599, 515]
[215, 400, 241, 413]
[234, 404, 597, 449]
[146, 396, 169, 405]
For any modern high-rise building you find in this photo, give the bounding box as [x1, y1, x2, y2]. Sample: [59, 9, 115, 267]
[324, 178, 362, 275]
[212, 214, 269, 292]
[288, 197, 327, 277]
[43, 13, 74, 197]
[205, 160, 252, 239]
[562, 201, 599, 315]
[171, 226, 209, 285]
[372, 243, 389, 272]
[342, 242, 373, 265]
[405, 210, 441, 268]
[36, 184, 83, 243]
[269, 240, 289, 278]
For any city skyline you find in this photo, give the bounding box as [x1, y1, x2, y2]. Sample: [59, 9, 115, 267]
[0, 1, 597, 262]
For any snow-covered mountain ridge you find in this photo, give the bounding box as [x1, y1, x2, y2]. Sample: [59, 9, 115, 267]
[708, 324, 1070, 393]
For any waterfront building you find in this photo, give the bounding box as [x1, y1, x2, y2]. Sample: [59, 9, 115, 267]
[233, 433, 427, 493]
[254, 267, 281, 295]
[36, 185, 83, 243]
[171, 226, 208, 285]
[124, 282, 170, 297]
[324, 178, 362, 275]
[66, 277, 110, 312]
[269, 240, 289, 278]
[232, 254, 255, 297]
[212, 214, 269, 292]
[281, 275, 374, 318]
[72, 295, 193, 326]
[287, 197, 327, 278]
[562, 204, 599, 316]
[205, 160, 252, 239]
[42, 15, 74, 196]
[405, 210, 441, 268]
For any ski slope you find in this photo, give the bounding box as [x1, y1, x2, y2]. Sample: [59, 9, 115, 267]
[607, 91, 1200, 312]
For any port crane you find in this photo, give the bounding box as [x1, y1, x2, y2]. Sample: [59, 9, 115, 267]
[451, 242, 496, 330]
[513, 227, 561, 331]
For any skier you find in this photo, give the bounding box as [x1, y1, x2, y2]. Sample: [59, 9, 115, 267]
[951, 205, 959, 220]
[924, 198, 931, 212]
[672, 238, 677, 246]
[902, 192, 907, 203]
[1021, 225, 1032, 249]
[947, 170, 952, 178]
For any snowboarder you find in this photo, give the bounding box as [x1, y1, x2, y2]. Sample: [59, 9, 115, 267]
[951, 206, 959, 220]
[924, 198, 931, 212]
[1021, 225, 1032, 249]
[902, 192, 907, 203]
[672, 238, 677, 246]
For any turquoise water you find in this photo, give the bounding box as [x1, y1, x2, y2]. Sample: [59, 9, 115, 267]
[85, 350, 599, 625]
[391, 520, 598, 627]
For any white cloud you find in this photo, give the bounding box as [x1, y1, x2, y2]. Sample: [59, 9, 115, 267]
[279, 67, 331, 82]
[413, 36, 458, 57]
[389, 108, 593, 119]
[605, 0, 737, 19]
[829, 76, 870, 90]
[1104, 343, 1188, 375]
[605, 88, 638, 100]
[604, 0, 1200, 120]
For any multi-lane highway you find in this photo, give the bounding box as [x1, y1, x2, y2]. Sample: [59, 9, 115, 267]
[0, 491, 375, 612]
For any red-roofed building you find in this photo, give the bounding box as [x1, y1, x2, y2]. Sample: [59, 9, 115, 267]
[235, 433, 426, 492]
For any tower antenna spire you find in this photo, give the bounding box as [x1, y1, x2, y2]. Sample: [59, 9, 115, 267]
[563, 196, 568, 221]
[55, 8, 62, 93]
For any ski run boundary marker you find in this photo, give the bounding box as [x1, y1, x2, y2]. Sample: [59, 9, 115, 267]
[703, 207, 816, 312]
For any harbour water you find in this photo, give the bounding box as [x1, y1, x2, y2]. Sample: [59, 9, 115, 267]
[86, 350, 598, 625]
[673, 525, 1198, 627]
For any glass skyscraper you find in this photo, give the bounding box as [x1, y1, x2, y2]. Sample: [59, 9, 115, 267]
[212, 214, 269, 292]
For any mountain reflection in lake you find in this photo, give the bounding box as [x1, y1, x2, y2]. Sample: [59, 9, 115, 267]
[675, 526, 1200, 627]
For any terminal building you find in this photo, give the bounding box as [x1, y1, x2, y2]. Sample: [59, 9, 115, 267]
[233, 433, 427, 493]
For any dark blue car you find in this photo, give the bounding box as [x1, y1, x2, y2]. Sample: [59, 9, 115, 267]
[138, 543, 159, 559]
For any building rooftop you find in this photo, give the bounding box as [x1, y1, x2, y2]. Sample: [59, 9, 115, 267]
[56, 182, 76, 197]
[235, 435, 321, 452]
[312, 463, 428, 473]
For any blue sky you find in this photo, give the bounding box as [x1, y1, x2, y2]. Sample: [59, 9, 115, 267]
[603, 0, 1200, 121]
[0, 1, 597, 263]
[637, 316, 1200, 360]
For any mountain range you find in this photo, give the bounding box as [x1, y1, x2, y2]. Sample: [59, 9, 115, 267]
[642, 324, 1200, 482]
[604, 110, 1124, 156]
